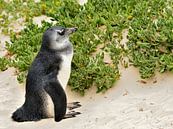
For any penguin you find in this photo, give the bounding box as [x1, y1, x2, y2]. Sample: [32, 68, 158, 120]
[12, 26, 81, 122]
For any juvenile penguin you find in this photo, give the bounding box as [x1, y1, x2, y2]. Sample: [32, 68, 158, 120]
[12, 26, 80, 122]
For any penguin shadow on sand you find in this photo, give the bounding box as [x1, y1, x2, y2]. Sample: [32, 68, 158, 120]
[11, 26, 81, 122]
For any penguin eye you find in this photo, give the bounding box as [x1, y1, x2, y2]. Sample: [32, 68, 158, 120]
[57, 29, 65, 36]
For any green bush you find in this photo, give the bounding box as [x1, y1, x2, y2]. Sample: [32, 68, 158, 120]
[1, 0, 173, 94]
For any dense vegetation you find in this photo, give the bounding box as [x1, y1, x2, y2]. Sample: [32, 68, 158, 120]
[0, 0, 173, 95]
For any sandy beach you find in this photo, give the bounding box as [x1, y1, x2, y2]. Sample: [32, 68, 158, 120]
[0, 0, 173, 128]
[0, 66, 173, 129]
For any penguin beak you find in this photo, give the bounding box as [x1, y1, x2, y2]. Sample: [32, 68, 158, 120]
[65, 27, 78, 35]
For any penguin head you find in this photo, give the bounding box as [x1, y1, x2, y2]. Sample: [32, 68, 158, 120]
[42, 26, 77, 51]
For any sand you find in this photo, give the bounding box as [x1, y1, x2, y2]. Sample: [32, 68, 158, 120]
[0, 66, 173, 129]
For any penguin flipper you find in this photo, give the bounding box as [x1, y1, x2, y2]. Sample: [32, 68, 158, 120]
[44, 79, 67, 122]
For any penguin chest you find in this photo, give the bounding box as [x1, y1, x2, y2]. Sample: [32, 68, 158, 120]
[57, 53, 73, 90]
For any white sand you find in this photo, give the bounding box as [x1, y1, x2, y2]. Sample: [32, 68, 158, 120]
[0, 34, 10, 57]
[0, 66, 173, 129]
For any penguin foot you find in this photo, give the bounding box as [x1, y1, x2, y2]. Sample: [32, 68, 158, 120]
[63, 111, 81, 119]
[67, 102, 81, 110]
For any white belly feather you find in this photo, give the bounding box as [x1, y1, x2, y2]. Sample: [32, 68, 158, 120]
[57, 52, 73, 90]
